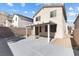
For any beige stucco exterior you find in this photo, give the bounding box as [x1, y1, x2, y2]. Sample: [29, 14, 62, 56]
[12, 15, 32, 28]
[0, 12, 9, 27]
[33, 7, 68, 39]
[5, 16, 12, 27]
[12, 15, 19, 27]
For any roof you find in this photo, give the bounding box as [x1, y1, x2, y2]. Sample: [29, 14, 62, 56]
[43, 3, 64, 7]
[33, 3, 67, 21]
[74, 14, 79, 24]
[13, 14, 33, 22]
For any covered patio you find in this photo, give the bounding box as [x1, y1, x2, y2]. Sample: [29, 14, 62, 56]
[26, 21, 57, 43]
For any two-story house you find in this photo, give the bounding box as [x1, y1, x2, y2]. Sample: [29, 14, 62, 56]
[5, 15, 13, 27]
[26, 3, 68, 43]
[12, 14, 33, 28]
[0, 11, 13, 27]
[0, 12, 10, 27]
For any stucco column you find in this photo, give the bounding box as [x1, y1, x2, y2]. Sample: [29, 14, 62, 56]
[33, 25, 35, 40]
[48, 24, 50, 43]
[26, 27, 28, 38]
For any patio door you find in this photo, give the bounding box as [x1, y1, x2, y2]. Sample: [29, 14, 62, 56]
[35, 27, 39, 35]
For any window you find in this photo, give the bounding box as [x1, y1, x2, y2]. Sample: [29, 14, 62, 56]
[16, 17, 17, 21]
[40, 26, 41, 32]
[45, 25, 47, 32]
[36, 16, 40, 21]
[50, 10, 56, 18]
[45, 24, 57, 32]
[50, 24, 57, 32]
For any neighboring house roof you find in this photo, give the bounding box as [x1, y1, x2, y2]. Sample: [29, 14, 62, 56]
[33, 3, 67, 21]
[13, 14, 33, 22]
[74, 14, 79, 24]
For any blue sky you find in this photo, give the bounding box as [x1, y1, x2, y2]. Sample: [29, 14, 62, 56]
[65, 3, 79, 25]
[0, 3, 78, 25]
[0, 3, 42, 17]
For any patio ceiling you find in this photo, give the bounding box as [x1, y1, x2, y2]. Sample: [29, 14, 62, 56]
[26, 21, 56, 27]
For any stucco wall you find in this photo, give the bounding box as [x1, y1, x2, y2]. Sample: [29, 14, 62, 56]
[12, 15, 19, 27]
[33, 7, 67, 39]
[0, 14, 8, 27]
[6, 20, 12, 27]
[18, 17, 32, 28]
[12, 15, 32, 28]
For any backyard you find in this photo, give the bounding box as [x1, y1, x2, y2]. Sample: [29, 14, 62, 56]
[5, 36, 74, 56]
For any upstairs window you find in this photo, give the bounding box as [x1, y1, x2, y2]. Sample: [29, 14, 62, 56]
[36, 16, 40, 21]
[16, 17, 17, 21]
[50, 10, 56, 18]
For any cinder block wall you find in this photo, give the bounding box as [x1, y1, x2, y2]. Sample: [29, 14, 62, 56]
[0, 27, 26, 38]
[0, 27, 15, 38]
[9, 27, 26, 37]
[74, 29, 79, 47]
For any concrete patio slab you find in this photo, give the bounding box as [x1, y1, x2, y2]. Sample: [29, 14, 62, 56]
[7, 37, 74, 56]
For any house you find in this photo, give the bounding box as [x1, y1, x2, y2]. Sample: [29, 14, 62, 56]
[5, 15, 13, 27]
[26, 3, 68, 43]
[0, 11, 13, 27]
[74, 14, 79, 47]
[0, 12, 9, 27]
[68, 24, 74, 36]
[12, 14, 33, 28]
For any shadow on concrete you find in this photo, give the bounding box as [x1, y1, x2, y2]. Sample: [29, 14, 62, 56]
[0, 39, 13, 56]
[70, 37, 79, 56]
[5, 36, 25, 43]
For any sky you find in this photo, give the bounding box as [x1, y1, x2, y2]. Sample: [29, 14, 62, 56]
[0, 3, 78, 25]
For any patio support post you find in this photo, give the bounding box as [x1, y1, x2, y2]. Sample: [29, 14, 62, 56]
[33, 25, 35, 40]
[26, 27, 27, 38]
[47, 24, 50, 43]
